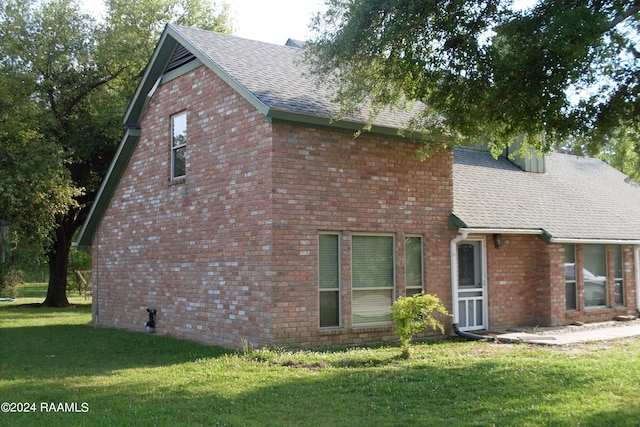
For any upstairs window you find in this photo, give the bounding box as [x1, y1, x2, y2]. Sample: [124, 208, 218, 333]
[171, 112, 187, 180]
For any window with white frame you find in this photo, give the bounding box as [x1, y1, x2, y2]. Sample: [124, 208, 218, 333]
[351, 235, 394, 324]
[318, 234, 340, 328]
[171, 112, 187, 180]
[564, 245, 577, 310]
[405, 236, 423, 297]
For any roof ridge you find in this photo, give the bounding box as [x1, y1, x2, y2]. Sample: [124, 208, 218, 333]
[169, 24, 303, 50]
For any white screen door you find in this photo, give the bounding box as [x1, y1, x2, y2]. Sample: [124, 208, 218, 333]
[457, 240, 486, 331]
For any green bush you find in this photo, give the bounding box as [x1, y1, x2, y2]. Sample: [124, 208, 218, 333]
[391, 293, 450, 358]
[0, 264, 24, 299]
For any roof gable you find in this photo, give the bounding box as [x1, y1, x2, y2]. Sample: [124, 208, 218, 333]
[77, 24, 419, 246]
[126, 24, 417, 134]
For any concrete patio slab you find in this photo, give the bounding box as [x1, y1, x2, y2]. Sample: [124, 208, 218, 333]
[494, 323, 640, 345]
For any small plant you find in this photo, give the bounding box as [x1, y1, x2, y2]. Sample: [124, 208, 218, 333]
[391, 293, 450, 358]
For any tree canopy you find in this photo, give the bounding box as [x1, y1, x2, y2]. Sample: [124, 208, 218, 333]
[0, 0, 232, 306]
[308, 0, 640, 157]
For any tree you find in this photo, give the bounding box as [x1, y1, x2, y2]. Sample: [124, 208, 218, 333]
[0, 0, 232, 307]
[597, 128, 640, 183]
[307, 0, 640, 158]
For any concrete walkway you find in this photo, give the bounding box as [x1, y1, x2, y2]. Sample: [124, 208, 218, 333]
[494, 322, 640, 345]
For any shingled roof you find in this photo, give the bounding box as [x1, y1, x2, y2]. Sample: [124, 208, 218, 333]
[452, 148, 640, 243]
[125, 25, 416, 133]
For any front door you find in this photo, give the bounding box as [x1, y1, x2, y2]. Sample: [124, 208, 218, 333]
[457, 240, 487, 331]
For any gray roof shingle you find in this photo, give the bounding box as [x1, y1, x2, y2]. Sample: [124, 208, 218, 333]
[170, 25, 416, 131]
[453, 148, 640, 241]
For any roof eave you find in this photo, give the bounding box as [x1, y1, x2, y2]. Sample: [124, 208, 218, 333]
[267, 109, 405, 138]
[124, 29, 178, 125]
[457, 227, 545, 236]
[450, 214, 640, 245]
[548, 237, 640, 245]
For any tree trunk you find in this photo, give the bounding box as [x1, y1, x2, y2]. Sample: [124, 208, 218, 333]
[42, 220, 74, 307]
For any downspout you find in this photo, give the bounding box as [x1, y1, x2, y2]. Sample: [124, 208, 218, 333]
[450, 230, 495, 342]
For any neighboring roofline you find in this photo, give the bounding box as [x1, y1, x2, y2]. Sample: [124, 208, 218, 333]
[75, 128, 140, 247]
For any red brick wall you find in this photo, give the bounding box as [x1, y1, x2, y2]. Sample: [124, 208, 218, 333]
[267, 124, 455, 346]
[486, 235, 547, 329]
[94, 66, 276, 347]
[93, 65, 456, 348]
[563, 245, 638, 325]
[486, 237, 638, 330]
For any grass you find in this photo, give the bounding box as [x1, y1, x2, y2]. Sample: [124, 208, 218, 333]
[1, 284, 640, 426]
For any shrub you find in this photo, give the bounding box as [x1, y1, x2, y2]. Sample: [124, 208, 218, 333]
[391, 293, 450, 358]
[0, 264, 24, 299]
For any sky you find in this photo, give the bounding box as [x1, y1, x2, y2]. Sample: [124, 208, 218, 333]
[230, 0, 325, 45]
[80, 1, 540, 46]
[81, 0, 326, 46]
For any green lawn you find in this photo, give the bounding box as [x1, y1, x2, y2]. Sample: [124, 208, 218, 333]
[1, 284, 639, 426]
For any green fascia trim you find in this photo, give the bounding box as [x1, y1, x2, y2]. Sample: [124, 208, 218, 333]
[162, 58, 203, 83]
[124, 29, 178, 125]
[448, 214, 468, 230]
[540, 230, 554, 244]
[130, 25, 413, 138]
[164, 25, 414, 139]
[75, 129, 141, 246]
[268, 110, 405, 138]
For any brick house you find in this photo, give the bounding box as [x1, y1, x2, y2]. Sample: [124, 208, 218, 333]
[77, 24, 640, 348]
